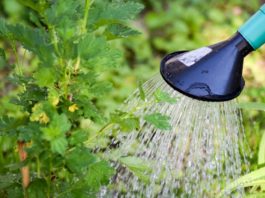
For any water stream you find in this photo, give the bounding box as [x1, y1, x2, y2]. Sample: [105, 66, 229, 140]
[101, 75, 249, 197]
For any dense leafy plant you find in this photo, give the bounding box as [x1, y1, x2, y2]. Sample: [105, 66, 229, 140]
[0, 0, 148, 197]
[1, 0, 265, 197]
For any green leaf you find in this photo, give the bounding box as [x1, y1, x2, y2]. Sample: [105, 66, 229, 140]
[50, 136, 68, 155]
[105, 24, 140, 40]
[237, 102, 265, 111]
[52, 113, 71, 133]
[77, 99, 104, 123]
[221, 167, 265, 195]
[85, 160, 114, 191]
[28, 179, 47, 198]
[42, 113, 71, 141]
[69, 130, 89, 146]
[144, 113, 171, 130]
[154, 89, 177, 104]
[78, 33, 121, 68]
[0, 116, 26, 136]
[10, 78, 47, 111]
[110, 110, 140, 132]
[17, 123, 41, 142]
[119, 117, 140, 132]
[44, 0, 83, 41]
[66, 147, 96, 174]
[259, 132, 265, 165]
[119, 156, 151, 183]
[34, 67, 56, 87]
[45, 0, 82, 26]
[0, 174, 21, 189]
[89, 0, 144, 28]
[42, 113, 71, 154]
[0, 18, 53, 63]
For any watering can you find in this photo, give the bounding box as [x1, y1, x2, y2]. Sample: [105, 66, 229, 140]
[160, 4, 265, 101]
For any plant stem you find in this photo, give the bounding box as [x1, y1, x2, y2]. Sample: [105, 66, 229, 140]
[74, 56, 80, 74]
[46, 154, 52, 198]
[36, 156, 41, 178]
[11, 41, 23, 75]
[48, 25, 64, 69]
[81, 0, 91, 34]
[18, 141, 30, 197]
[85, 122, 114, 145]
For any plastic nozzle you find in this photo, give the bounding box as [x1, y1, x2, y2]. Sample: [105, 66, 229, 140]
[239, 4, 265, 50]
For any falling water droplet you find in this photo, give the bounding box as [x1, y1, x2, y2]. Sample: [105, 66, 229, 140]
[100, 75, 249, 198]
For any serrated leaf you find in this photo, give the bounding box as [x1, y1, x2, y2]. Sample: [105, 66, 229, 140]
[110, 110, 140, 132]
[105, 24, 140, 40]
[89, 0, 144, 28]
[17, 122, 41, 142]
[119, 117, 140, 132]
[34, 67, 56, 87]
[78, 33, 121, 68]
[0, 18, 53, 63]
[50, 136, 67, 155]
[0, 116, 26, 136]
[42, 113, 71, 154]
[77, 98, 104, 123]
[45, 0, 83, 26]
[69, 130, 89, 146]
[66, 147, 96, 174]
[10, 79, 47, 111]
[52, 113, 71, 133]
[85, 160, 114, 190]
[144, 113, 171, 130]
[0, 174, 21, 189]
[28, 179, 47, 198]
[119, 156, 151, 183]
[44, 0, 83, 41]
[89, 81, 112, 97]
[154, 89, 177, 104]
[42, 113, 71, 141]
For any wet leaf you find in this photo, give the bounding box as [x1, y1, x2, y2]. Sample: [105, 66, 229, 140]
[237, 102, 265, 111]
[144, 113, 171, 130]
[221, 167, 265, 195]
[85, 160, 114, 190]
[154, 89, 177, 104]
[259, 132, 265, 165]
[120, 156, 151, 183]
[119, 117, 140, 132]
[66, 147, 96, 174]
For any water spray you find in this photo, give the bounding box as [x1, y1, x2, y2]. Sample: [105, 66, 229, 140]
[102, 4, 265, 197]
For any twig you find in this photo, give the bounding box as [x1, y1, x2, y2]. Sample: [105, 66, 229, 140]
[18, 141, 30, 189]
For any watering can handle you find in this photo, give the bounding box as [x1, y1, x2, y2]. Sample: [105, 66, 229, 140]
[239, 4, 265, 50]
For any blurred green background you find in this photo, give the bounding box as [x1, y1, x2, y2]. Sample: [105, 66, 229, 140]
[1, 0, 265, 183]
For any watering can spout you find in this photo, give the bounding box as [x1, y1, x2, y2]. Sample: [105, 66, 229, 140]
[161, 4, 265, 102]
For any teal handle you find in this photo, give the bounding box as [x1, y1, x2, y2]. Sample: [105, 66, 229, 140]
[239, 4, 265, 50]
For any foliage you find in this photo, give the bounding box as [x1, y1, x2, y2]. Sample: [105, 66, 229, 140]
[0, 0, 265, 197]
[0, 0, 146, 197]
